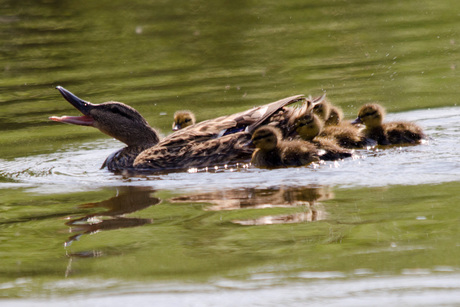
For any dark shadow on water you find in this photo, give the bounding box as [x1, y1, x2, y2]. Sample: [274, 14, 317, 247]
[64, 186, 160, 247]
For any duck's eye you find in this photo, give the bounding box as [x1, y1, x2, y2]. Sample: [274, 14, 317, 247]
[184, 118, 191, 123]
[108, 106, 136, 121]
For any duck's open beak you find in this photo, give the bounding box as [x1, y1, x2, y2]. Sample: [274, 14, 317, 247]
[49, 86, 95, 126]
[351, 117, 363, 125]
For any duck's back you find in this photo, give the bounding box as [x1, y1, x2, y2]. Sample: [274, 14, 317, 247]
[384, 121, 425, 144]
[134, 95, 309, 171]
[134, 131, 253, 171]
[281, 140, 319, 166]
[321, 124, 368, 148]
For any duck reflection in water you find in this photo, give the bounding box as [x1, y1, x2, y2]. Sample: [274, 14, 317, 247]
[64, 186, 160, 247]
[170, 185, 332, 225]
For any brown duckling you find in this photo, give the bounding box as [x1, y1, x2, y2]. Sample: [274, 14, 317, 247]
[172, 110, 196, 131]
[352, 103, 425, 145]
[312, 98, 345, 127]
[296, 111, 371, 149]
[312, 98, 331, 122]
[325, 105, 344, 126]
[251, 126, 320, 168]
[51, 86, 321, 172]
[295, 113, 353, 160]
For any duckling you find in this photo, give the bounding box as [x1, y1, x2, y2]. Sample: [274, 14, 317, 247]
[172, 110, 196, 131]
[312, 98, 347, 127]
[295, 113, 353, 160]
[251, 126, 319, 168]
[312, 98, 331, 122]
[352, 103, 425, 145]
[51, 86, 322, 172]
[325, 105, 344, 126]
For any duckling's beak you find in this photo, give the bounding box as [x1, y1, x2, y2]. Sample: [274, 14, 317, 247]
[49, 86, 96, 126]
[172, 124, 181, 131]
[351, 117, 363, 125]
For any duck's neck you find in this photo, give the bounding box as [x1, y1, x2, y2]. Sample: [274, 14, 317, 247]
[104, 127, 160, 171]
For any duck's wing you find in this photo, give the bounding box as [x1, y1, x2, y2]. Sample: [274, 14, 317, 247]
[134, 132, 253, 171]
[155, 95, 306, 149]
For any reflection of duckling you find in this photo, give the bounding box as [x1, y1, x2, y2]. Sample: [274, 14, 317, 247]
[352, 103, 425, 145]
[251, 126, 319, 168]
[172, 110, 196, 131]
[295, 113, 353, 159]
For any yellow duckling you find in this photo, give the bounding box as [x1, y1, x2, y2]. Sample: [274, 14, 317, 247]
[251, 126, 319, 168]
[295, 113, 353, 160]
[352, 103, 425, 145]
[172, 110, 196, 131]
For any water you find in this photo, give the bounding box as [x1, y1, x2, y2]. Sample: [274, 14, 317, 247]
[1, 0, 460, 305]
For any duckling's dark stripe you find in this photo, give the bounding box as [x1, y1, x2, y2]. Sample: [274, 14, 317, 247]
[362, 111, 377, 117]
[252, 133, 272, 141]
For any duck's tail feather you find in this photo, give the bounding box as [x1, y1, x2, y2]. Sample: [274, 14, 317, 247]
[246, 95, 305, 134]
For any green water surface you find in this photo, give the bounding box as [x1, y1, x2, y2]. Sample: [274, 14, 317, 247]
[1, 0, 459, 304]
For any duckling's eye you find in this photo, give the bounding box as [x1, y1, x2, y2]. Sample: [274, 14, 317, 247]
[184, 118, 191, 123]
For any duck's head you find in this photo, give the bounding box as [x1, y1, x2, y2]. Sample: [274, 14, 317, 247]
[172, 110, 196, 131]
[295, 113, 323, 141]
[352, 103, 385, 128]
[50, 86, 160, 147]
[312, 99, 331, 121]
[251, 126, 282, 151]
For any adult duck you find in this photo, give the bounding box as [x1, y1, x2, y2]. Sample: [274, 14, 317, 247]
[351, 103, 425, 145]
[250, 126, 320, 168]
[50, 86, 322, 172]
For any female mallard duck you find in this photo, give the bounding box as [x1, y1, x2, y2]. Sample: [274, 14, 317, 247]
[250, 126, 319, 168]
[351, 103, 425, 145]
[51, 86, 322, 172]
[172, 110, 196, 131]
[294, 113, 353, 160]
